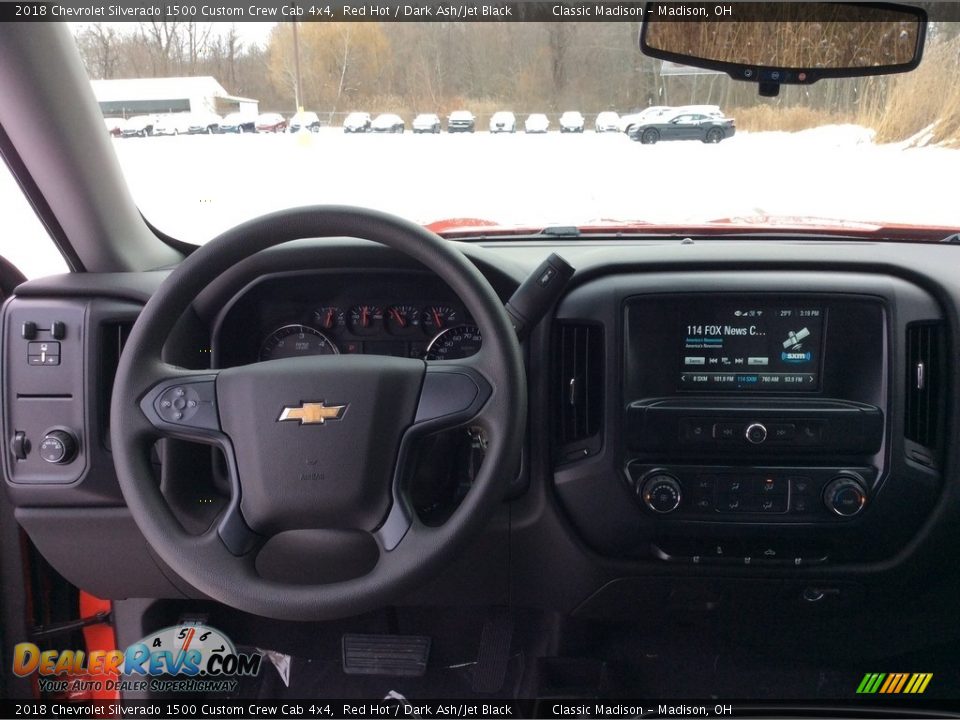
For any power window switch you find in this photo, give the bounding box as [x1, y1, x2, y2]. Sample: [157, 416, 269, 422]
[21, 322, 37, 340]
[51, 321, 66, 339]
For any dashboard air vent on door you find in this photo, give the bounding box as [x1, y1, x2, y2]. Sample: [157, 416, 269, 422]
[555, 322, 604, 461]
[904, 321, 943, 453]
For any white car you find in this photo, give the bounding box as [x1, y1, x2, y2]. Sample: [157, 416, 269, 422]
[186, 112, 222, 135]
[489, 111, 516, 133]
[152, 114, 192, 136]
[412, 113, 441, 134]
[619, 106, 672, 134]
[371, 113, 405, 133]
[559, 111, 585, 133]
[288, 111, 321, 133]
[120, 115, 156, 138]
[343, 112, 371, 133]
[595, 111, 621, 133]
[447, 110, 476, 133]
[524, 113, 550, 134]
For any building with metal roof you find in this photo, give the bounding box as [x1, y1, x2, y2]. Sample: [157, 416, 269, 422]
[92, 77, 258, 118]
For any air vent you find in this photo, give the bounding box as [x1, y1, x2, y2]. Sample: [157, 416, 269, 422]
[904, 322, 943, 452]
[555, 322, 604, 458]
[99, 321, 133, 449]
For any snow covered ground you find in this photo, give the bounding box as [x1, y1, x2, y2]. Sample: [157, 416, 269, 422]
[3, 125, 960, 278]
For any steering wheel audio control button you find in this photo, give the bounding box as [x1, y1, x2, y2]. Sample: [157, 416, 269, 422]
[745, 422, 768, 444]
[156, 385, 202, 423]
[145, 377, 220, 433]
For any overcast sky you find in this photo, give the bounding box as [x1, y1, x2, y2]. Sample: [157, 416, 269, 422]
[69, 22, 278, 49]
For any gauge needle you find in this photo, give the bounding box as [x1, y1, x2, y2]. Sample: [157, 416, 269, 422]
[433, 308, 442, 329]
[361, 307, 369, 327]
[174, 626, 196, 671]
[325, 309, 334, 327]
[391, 308, 406, 327]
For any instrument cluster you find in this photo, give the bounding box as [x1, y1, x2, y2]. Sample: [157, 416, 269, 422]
[258, 303, 479, 362]
[213, 272, 485, 367]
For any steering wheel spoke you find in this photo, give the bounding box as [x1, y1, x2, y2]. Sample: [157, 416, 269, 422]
[138, 367, 261, 555]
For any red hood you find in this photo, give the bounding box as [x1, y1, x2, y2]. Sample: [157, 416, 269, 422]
[425, 215, 959, 242]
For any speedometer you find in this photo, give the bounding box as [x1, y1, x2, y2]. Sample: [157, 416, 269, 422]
[259, 324, 339, 361]
[425, 324, 482, 360]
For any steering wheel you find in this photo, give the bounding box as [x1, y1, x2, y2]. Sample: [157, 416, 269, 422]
[110, 206, 526, 621]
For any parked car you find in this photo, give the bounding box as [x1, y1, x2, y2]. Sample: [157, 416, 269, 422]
[120, 115, 156, 138]
[559, 111, 585, 133]
[524, 113, 550, 134]
[447, 110, 475, 133]
[343, 112, 372, 133]
[255, 112, 287, 133]
[218, 112, 257, 134]
[620, 105, 724, 135]
[628, 111, 736, 144]
[288, 111, 321, 133]
[489, 111, 517, 133]
[594, 111, 621, 133]
[186, 112, 221, 135]
[619, 106, 672, 134]
[151, 114, 192, 136]
[411, 113, 441, 134]
[370, 113, 405, 134]
[103, 117, 124, 137]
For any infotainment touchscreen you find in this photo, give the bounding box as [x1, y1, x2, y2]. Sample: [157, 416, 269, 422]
[679, 304, 824, 391]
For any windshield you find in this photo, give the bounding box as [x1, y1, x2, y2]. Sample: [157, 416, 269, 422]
[73, 17, 960, 242]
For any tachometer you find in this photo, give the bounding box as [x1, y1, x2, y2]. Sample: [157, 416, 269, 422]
[425, 324, 482, 360]
[259, 324, 339, 361]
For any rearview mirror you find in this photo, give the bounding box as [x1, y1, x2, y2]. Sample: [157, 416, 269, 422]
[640, 2, 926, 96]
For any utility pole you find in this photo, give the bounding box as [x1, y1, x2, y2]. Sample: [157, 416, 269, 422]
[291, 14, 303, 112]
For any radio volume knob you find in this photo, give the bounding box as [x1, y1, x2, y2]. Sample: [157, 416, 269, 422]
[824, 474, 867, 517]
[745, 423, 768, 444]
[640, 473, 682, 514]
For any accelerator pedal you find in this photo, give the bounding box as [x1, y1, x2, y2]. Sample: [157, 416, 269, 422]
[471, 608, 515, 694]
[342, 633, 431, 677]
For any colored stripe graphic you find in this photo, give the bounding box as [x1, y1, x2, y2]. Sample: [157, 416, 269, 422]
[857, 672, 932, 694]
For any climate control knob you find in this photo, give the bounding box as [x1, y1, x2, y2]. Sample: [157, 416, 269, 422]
[640, 473, 682, 514]
[39, 430, 77, 465]
[823, 474, 867, 517]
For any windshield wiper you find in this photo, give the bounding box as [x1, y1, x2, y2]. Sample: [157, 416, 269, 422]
[939, 232, 960, 244]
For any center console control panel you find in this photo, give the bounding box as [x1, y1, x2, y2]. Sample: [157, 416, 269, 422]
[552, 273, 944, 569]
[626, 463, 873, 522]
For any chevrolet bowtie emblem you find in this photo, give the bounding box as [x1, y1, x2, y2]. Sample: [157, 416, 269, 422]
[277, 401, 347, 425]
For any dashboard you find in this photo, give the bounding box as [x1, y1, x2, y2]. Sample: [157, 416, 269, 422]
[2, 237, 959, 628]
[214, 271, 481, 366]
